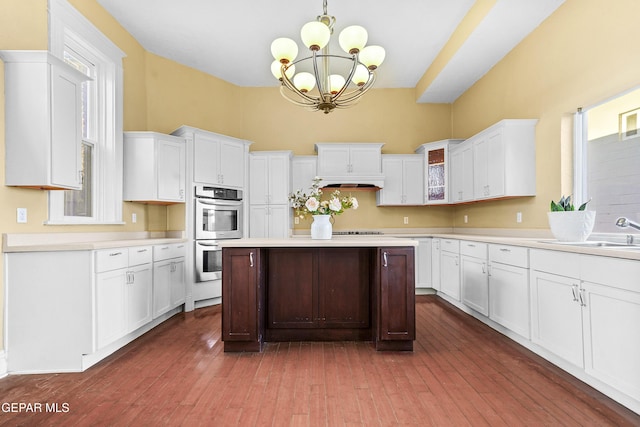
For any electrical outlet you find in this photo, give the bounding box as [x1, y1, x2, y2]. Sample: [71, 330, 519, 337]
[464, 215, 468, 224]
[132, 213, 137, 223]
[516, 212, 522, 223]
[17, 208, 27, 224]
[294, 217, 300, 225]
[403, 216, 409, 225]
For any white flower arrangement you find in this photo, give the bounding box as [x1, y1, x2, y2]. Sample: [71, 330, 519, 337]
[289, 177, 358, 219]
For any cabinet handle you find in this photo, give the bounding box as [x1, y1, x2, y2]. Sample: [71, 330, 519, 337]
[481, 262, 486, 274]
[571, 284, 579, 302]
[487, 264, 491, 276]
[130, 272, 135, 284]
[138, 248, 148, 253]
[160, 246, 169, 250]
[249, 252, 254, 268]
[499, 248, 511, 252]
[579, 289, 587, 307]
[468, 243, 476, 247]
[109, 251, 122, 257]
[177, 245, 184, 249]
[455, 256, 459, 266]
[383, 251, 388, 267]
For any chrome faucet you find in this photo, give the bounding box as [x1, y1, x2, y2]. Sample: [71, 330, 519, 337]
[615, 217, 640, 231]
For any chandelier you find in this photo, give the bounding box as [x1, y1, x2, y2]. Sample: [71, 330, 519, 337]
[270, 0, 385, 114]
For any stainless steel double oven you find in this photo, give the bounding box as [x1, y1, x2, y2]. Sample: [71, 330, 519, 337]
[194, 185, 243, 282]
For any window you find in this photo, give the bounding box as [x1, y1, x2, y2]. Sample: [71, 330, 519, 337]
[47, 0, 125, 224]
[574, 87, 640, 233]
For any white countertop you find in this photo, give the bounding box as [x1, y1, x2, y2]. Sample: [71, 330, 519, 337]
[2, 232, 187, 253]
[217, 236, 419, 248]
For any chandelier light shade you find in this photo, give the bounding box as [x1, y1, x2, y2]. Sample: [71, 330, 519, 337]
[270, 0, 385, 114]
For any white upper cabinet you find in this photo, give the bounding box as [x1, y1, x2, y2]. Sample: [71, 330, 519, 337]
[1, 50, 89, 190]
[249, 151, 292, 205]
[377, 155, 424, 206]
[123, 132, 186, 203]
[471, 119, 537, 200]
[315, 143, 384, 176]
[172, 126, 251, 189]
[450, 141, 474, 203]
[415, 139, 464, 205]
[291, 156, 318, 193]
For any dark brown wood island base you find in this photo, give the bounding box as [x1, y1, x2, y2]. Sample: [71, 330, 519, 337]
[219, 237, 417, 352]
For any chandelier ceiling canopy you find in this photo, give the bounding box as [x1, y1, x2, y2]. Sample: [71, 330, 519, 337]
[270, 0, 385, 114]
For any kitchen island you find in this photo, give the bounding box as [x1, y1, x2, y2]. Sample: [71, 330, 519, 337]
[218, 237, 417, 352]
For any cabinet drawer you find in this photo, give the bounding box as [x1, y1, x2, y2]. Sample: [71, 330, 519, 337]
[580, 255, 640, 292]
[530, 249, 580, 278]
[153, 243, 186, 262]
[489, 244, 528, 268]
[460, 241, 487, 258]
[129, 246, 153, 266]
[95, 248, 129, 273]
[440, 239, 460, 253]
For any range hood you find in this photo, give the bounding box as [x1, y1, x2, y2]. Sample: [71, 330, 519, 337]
[318, 174, 385, 191]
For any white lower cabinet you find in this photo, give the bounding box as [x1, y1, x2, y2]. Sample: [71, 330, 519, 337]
[460, 241, 488, 315]
[5, 242, 186, 374]
[153, 243, 186, 318]
[439, 239, 460, 300]
[95, 246, 153, 350]
[488, 244, 530, 339]
[413, 238, 432, 290]
[431, 238, 441, 291]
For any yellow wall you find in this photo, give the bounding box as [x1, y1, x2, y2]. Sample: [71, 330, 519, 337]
[2, 0, 640, 353]
[450, 0, 640, 229]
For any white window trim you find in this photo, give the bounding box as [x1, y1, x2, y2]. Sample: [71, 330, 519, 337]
[47, 0, 125, 225]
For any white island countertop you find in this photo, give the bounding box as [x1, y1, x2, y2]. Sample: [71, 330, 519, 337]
[217, 236, 419, 248]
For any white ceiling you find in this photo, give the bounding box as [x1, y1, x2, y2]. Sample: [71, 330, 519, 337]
[95, 0, 565, 103]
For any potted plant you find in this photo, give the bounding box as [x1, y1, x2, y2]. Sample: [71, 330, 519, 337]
[548, 195, 595, 242]
[289, 177, 358, 239]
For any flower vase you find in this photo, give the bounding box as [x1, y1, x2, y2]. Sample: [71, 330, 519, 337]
[311, 215, 332, 239]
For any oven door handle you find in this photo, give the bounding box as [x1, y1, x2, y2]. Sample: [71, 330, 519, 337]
[196, 242, 221, 248]
[196, 198, 242, 206]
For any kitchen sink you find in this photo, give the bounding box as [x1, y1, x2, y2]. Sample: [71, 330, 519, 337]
[540, 240, 640, 249]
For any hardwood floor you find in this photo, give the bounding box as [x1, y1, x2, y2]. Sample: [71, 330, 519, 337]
[0, 295, 638, 426]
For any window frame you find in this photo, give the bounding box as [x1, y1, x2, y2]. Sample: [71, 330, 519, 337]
[47, 0, 125, 225]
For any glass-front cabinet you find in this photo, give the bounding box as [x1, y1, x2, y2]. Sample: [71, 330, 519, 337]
[415, 139, 463, 204]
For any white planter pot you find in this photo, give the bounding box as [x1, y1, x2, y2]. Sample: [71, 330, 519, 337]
[547, 211, 596, 242]
[311, 214, 332, 239]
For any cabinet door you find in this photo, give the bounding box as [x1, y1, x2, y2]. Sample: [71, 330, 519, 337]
[220, 140, 245, 188]
[157, 138, 185, 201]
[170, 258, 186, 307]
[96, 269, 127, 349]
[473, 135, 489, 199]
[249, 205, 268, 238]
[127, 264, 153, 332]
[451, 145, 473, 203]
[249, 156, 269, 204]
[403, 157, 424, 204]
[51, 62, 83, 189]
[489, 262, 529, 338]
[486, 130, 505, 197]
[530, 270, 583, 367]
[460, 255, 489, 315]
[377, 247, 415, 343]
[268, 155, 291, 204]
[267, 249, 315, 328]
[582, 281, 640, 403]
[153, 260, 172, 318]
[267, 205, 290, 238]
[414, 238, 432, 289]
[350, 145, 381, 174]
[378, 157, 403, 205]
[440, 250, 460, 300]
[222, 248, 262, 350]
[431, 239, 441, 291]
[193, 134, 220, 184]
[317, 145, 350, 175]
[318, 249, 370, 328]
[292, 156, 317, 193]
